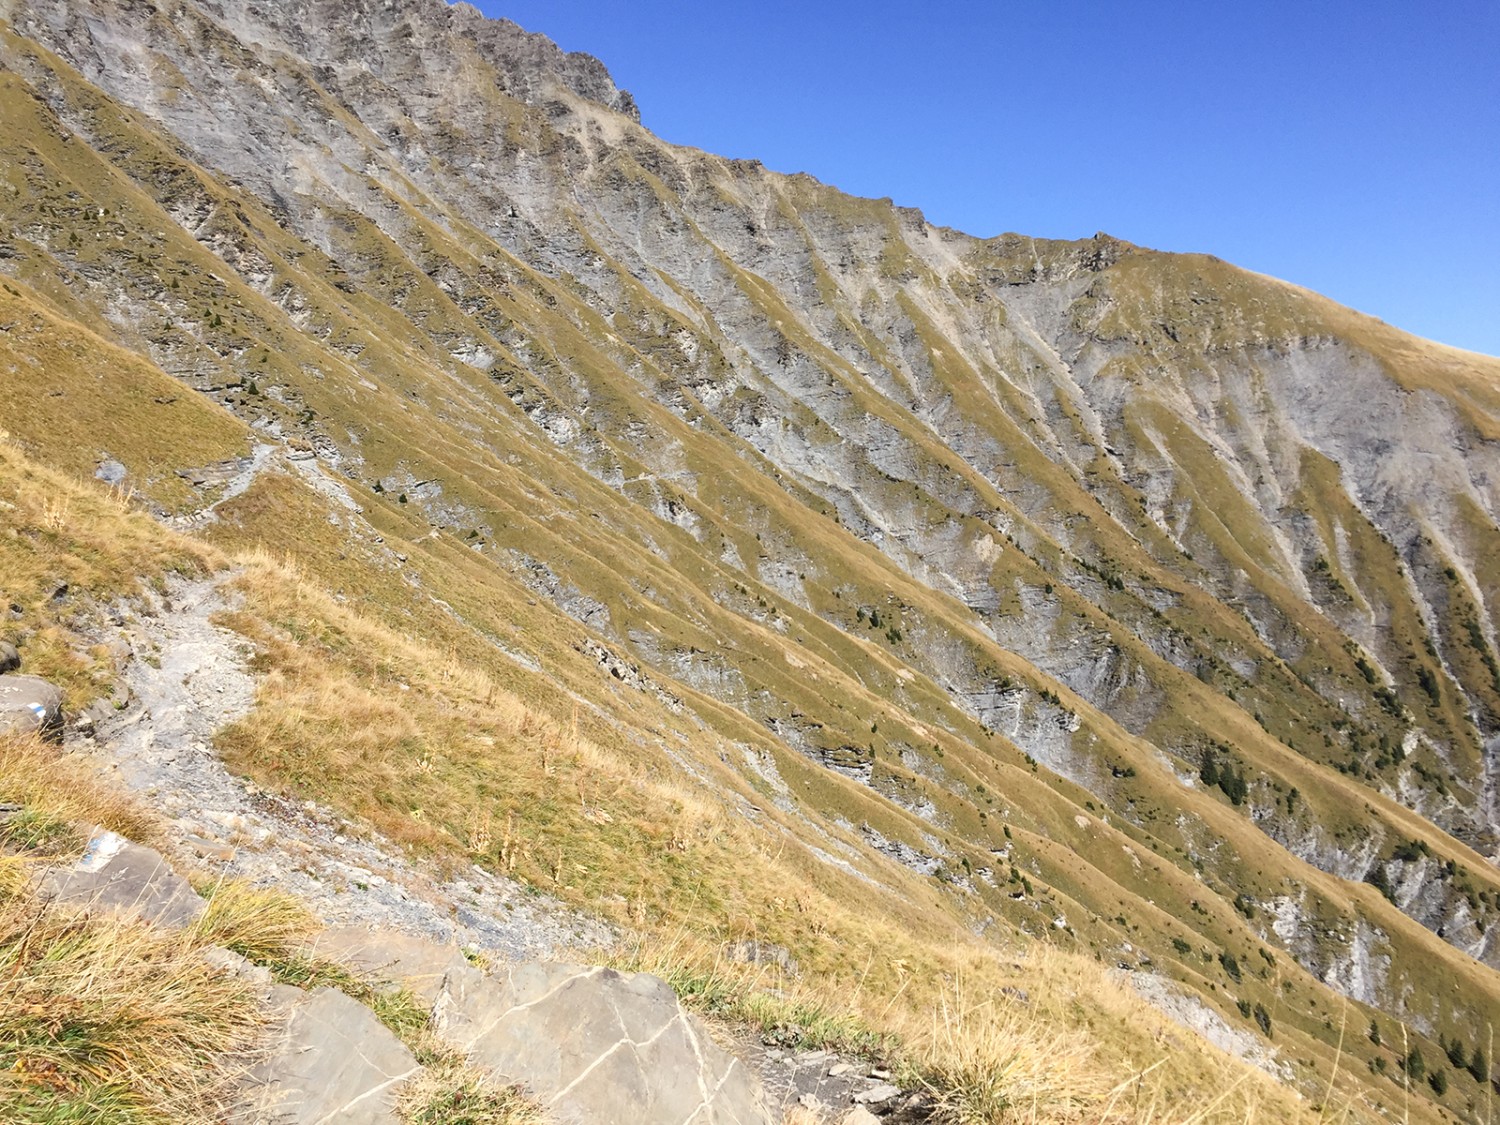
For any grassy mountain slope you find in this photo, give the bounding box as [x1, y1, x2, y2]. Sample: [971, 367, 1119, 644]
[3, 0, 1500, 1118]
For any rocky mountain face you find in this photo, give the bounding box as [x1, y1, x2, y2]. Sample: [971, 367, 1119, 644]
[3, 0, 1500, 1115]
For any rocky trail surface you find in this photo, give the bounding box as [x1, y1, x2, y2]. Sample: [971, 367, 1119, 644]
[80, 572, 607, 961]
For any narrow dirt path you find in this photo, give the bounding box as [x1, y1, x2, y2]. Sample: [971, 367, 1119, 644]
[83, 573, 607, 961]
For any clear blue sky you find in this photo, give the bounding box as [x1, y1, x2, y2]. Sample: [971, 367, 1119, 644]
[471, 1, 1500, 358]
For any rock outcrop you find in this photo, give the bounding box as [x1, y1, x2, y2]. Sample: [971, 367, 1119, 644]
[0, 674, 63, 741]
[431, 960, 770, 1125]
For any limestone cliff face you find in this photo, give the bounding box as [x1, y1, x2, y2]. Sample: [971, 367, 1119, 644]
[4, 0, 1500, 1054]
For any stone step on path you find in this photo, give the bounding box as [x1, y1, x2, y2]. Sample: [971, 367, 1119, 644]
[229, 983, 419, 1125]
[39, 827, 207, 928]
[210, 945, 421, 1124]
[297, 924, 937, 1124]
[0, 672, 63, 740]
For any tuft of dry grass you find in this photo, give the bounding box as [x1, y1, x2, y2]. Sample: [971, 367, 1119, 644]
[0, 892, 263, 1124]
[189, 874, 321, 965]
[397, 1042, 548, 1125]
[895, 977, 1108, 1122]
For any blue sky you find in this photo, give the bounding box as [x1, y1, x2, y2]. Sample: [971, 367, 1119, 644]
[471, 2, 1500, 357]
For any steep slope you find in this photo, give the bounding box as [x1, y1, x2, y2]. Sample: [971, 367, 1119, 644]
[2, 0, 1499, 1118]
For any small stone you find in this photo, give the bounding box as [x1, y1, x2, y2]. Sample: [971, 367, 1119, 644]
[868, 1067, 891, 1080]
[0, 641, 19, 673]
[94, 459, 128, 485]
[186, 835, 237, 863]
[853, 1083, 900, 1105]
[840, 1109, 881, 1125]
[827, 1062, 855, 1077]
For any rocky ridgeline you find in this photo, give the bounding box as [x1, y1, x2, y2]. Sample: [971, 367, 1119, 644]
[5, 0, 1500, 1105]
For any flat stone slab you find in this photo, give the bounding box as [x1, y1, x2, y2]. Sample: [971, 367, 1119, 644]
[432, 961, 770, 1125]
[232, 985, 418, 1125]
[41, 828, 205, 928]
[0, 673, 63, 740]
[311, 925, 470, 1005]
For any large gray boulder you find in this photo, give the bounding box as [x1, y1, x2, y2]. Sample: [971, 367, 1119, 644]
[40, 828, 205, 928]
[432, 961, 771, 1125]
[231, 984, 419, 1125]
[0, 673, 63, 741]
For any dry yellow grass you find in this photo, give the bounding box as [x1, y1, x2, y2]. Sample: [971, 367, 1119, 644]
[215, 549, 726, 881]
[0, 888, 263, 1124]
[189, 874, 322, 965]
[0, 732, 159, 850]
[612, 932, 1309, 1125]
